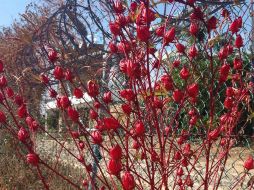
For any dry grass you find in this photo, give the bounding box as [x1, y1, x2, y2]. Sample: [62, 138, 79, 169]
[0, 130, 85, 190]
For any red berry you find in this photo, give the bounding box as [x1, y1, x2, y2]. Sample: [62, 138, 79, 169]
[89, 109, 98, 120]
[176, 43, 185, 53]
[91, 131, 103, 144]
[60, 96, 70, 109]
[235, 34, 243, 48]
[103, 91, 112, 104]
[109, 144, 122, 160]
[87, 80, 99, 97]
[244, 156, 254, 170]
[26, 153, 39, 166]
[137, 26, 150, 42]
[121, 171, 135, 190]
[180, 67, 189, 80]
[107, 159, 122, 175]
[189, 22, 198, 36]
[135, 121, 145, 136]
[173, 89, 184, 103]
[67, 107, 79, 122]
[18, 127, 29, 142]
[53, 66, 64, 80]
[73, 88, 83, 99]
[164, 27, 175, 45]
[0, 76, 7, 88]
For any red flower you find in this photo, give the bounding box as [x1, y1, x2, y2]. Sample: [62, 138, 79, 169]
[107, 159, 122, 175]
[219, 63, 230, 83]
[244, 156, 254, 170]
[233, 58, 242, 70]
[73, 88, 83, 99]
[174, 151, 182, 160]
[60, 96, 70, 109]
[116, 15, 127, 27]
[5, 87, 14, 98]
[0, 76, 7, 88]
[221, 9, 230, 18]
[0, 60, 4, 72]
[25, 116, 33, 126]
[110, 144, 122, 160]
[188, 0, 196, 5]
[229, 19, 240, 34]
[103, 91, 112, 104]
[118, 41, 131, 54]
[207, 16, 217, 31]
[188, 45, 198, 58]
[91, 131, 103, 144]
[190, 7, 204, 21]
[109, 42, 118, 53]
[183, 143, 192, 157]
[113, 1, 125, 14]
[164, 126, 172, 135]
[121, 104, 132, 115]
[49, 89, 57, 98]
[161, 74, 173, 91]
[53, 66, 64, 80]
[126, 60, 140, 78]
[18, 105, 27, 118]
[137, 26, 150, 42]
[208, 128, 221, 141]
[137, 7, 156, 25]
[218, 46, 229, 60]
[226, 87, 234, 97]
[176, 43, 185, 53]
[173, 89, 184, 103]
[235, 34, 243, 48]
[130, 2, 137, 11]
[48, 49, 58, 62]
[109, 22, 121, 36]
[65, 69, 74, 81]
[120, 89, 135, 101]
[119, 58, 128, 73]
[18, 127, 29, 142]
[87, 80, 99, 97]
[71, 131, 80, 139]
[237, 17, 242, 28]
[224, 97, 233, 109]
[14, 95, 24, 106]
[173, 60, 181, 68]
[132, 140, 140, 149]
[40, 74, 49, 84]
[189, 22, 198, 36]
[153, 96, 163, 109]
[155, 25, 165, 37]
[26, 153, 39, 166]
[180, 67, 190, 80]
[30, 120, 39, 131]
[79, 141, 85, 150]
[189, 115, 198, 126]
[89, 109, 98, 120]
[135, 121, 145, 136]
[164, 27, 175, 45]
[121, 171, 135, 190]
[177, 167, 184, 176]
[94, 101, 100, 109]
[68, 107, 79, 122]
[187, 83, 199, 98]
[104, 117, 119, 130]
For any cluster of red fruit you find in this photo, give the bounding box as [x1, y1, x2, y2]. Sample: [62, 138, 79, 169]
[0, 60, 40, 166]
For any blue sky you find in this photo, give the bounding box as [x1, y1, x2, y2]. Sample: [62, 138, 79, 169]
[0, 0, 34, 27]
